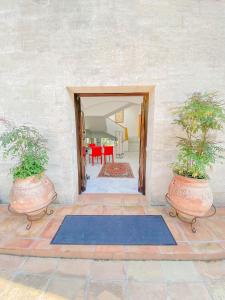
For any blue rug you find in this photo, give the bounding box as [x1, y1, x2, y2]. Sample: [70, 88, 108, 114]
[51, 215, 176, 245]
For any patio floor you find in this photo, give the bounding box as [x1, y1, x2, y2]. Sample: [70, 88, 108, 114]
[0, 254, 225, 299]
[0, 194, 225, 260]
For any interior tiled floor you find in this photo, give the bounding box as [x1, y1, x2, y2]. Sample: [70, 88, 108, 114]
[0, 194, 225, 261]
[0, 254, 224, 300]
[84, 151, 140, 193]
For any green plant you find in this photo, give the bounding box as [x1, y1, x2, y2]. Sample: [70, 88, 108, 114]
[0, 125, 48, 180]
[172, 92, 225, 179]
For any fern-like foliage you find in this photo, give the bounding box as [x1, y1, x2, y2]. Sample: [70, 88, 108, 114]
[172, 92, 225, 179]
[0, 125, 48, 180]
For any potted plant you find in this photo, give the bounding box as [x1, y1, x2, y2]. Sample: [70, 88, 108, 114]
[0, 124, 56, 219]
[167, 92, 225, 217]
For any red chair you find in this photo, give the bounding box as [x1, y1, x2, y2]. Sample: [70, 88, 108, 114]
[103, 146, 114, 164]
[88, 143, 96, 148]
[89, 146, 102, 166]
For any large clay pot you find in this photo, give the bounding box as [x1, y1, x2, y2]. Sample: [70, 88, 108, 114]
[9, 173, 56, 216]
[168, 174, 213, 217]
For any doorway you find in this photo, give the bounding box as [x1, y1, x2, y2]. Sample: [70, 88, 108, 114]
[69, 86, 154, 195]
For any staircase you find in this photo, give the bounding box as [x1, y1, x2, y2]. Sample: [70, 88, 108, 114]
[85, 116, 127, 141]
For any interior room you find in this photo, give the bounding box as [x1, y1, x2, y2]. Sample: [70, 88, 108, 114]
[81, 96, 142, 193]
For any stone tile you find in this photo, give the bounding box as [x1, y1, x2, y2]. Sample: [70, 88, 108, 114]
[94, 246, 125, 260]
[161, 261, 200, 282]
[71, 205, 83, 215]
[4, 238, 34, 249]
[123, 206, 145, 215]
[125, 246, 161, 260]
[79, 194, 126, 204]
[159, 242, 193, 255]
[215, 208, 225, 216]
[44, 275, 85, 300]
[40, 219, 62, 239]
[145, 206, 166, 215]
[164, 220, 187, 241]
[127, 282, 166, 300]
[0, 271, 14, 296]
[191, 242, 224, 254]
[194, 260, 225, 280]
[0, 234, 13, 248]
[206, 218, 225, 240]
[41, 293, 68, 300]
[88, 282, 124, 300]
[125, 245, 160, 255]
[1, 273, 49, 300]
[0, 254, 26, 271]
[56, 258, 91, 277]
[124, 198, 146, 207]
[0, 205, 8, 212]
[220, 241, 225, 250]
[19, 257, 59, 274]
[79, 205, 104, 215]
[103, 206, 124, 215]
[62, 245, 96, 259]
[167, 282, 211, 300]
[90, 261, 125, 281]
[32, 238, 59, 250]
[53, 206, 75, 217]
[31, 239, 62, 257]
[0, 216, 25, 233]
[123, 195, 145, 201]
[178, 221, 216, 242]
[0, 201, 225, 260]
[15, 219, 47, 238]
[206, 280, 225, 300]
[126, 261, 164, 282]
[0, 212, 10, 224]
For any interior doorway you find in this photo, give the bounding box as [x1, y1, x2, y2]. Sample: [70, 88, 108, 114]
[70, 86, 153, 195]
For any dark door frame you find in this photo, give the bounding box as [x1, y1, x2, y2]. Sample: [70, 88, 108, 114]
[69, 86, 154, 195]
[74, 94, 86, 193]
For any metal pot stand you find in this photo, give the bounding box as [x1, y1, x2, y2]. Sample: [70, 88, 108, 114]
[8, 192, 57, 230]
[165, 193, 216, 233]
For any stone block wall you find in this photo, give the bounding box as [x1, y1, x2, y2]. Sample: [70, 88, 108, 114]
[0, 0, 225, 205]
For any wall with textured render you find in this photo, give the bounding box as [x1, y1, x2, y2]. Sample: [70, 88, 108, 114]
[0, 0, 225, 205]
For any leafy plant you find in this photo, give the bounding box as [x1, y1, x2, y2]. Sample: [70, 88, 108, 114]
[172, 92, 225, 179]
[0, 125, 48, 180]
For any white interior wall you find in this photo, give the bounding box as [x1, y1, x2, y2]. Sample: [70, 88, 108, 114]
[110, 105, 141, 138]
[81, 96, 142, 117]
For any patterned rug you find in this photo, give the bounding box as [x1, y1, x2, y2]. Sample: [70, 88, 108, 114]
[98, 163, 134, 178]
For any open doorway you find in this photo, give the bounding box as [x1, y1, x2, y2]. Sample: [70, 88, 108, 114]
[71, 87, 152, 195]
[81, 96, 141, 193]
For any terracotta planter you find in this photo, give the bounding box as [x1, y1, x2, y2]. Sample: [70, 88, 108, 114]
[9, 173, 56, 216]
[168, 174, 213, 217]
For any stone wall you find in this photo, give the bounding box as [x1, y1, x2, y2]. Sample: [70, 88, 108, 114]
[0, 0, 225, 205]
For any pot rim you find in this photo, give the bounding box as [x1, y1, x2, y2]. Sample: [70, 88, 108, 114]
[13, 172, 45, 185]
[173, 173, 209, 183]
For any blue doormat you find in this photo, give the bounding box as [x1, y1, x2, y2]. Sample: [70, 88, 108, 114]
[51, 215, 177, 245]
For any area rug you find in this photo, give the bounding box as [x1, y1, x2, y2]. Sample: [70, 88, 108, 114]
[98, 162, 134, 178]
[51, 215, 177, 245]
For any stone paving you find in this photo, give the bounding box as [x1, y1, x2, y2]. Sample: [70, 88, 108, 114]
[0, 194, 225, 260]
[0, 254, 225, 300]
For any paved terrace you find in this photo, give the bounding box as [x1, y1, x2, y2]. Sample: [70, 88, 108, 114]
[0, 194, 225, 260]
[0, 254, 225, 299]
